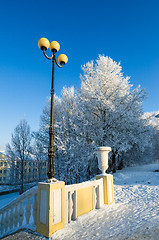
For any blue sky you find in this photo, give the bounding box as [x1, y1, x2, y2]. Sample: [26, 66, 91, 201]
[0, 0, 159, 151]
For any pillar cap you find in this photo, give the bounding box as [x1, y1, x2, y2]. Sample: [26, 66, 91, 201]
[96, 147, 111, 151]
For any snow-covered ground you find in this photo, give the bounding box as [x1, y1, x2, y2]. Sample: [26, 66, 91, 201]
[0, 182, 39, 209]
[1, 162, 159, 239]
[52, 162, 159, 240]
[0, 192, 19, 208]
[0, 185, 19, 193]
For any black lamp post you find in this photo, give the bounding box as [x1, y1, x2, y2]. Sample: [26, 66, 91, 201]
[38, 38, 68, 180]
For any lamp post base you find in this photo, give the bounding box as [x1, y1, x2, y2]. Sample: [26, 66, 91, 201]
[46, 178, 58, 183]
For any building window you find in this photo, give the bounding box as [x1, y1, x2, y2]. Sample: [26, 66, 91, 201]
[4, 170, 7, 174]
[0, 170, 2, 174]
[3, 177, 6, 182]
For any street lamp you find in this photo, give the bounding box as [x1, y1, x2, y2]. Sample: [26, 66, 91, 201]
[38, 37, 68, 181]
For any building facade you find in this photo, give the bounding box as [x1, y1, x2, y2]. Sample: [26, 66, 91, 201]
[0, 153, 11, 184]
[0, 153, 48, 185]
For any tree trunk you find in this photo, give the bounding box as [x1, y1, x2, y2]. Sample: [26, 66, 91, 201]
[20, 159, 24, 195]
[118, 157, 124, 170]
[87, 164, 91, 180]
[112, 150, 116, 173]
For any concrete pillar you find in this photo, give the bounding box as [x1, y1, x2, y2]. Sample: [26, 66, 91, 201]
[96, 174, 114, 205]
[36, 181, 65, 238]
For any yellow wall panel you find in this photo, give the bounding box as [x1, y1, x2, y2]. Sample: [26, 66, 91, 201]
[77, 187, 93, 217]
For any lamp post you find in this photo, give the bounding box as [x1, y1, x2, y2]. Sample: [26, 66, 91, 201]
[38, 37, 68, 181]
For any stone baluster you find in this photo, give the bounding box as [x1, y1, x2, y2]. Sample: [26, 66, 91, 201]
[5, 210, 9, 232]
[1, 213, 4, 235]
[65, 189, 69, 224]
[93, 186, 96, 210]
[14, 204, 19, 228]
[33, 194, 37, 225]
[96, 185, 100, 209]
[9, 207, 14, 230]
[19, 201, 24, 227]
[71, 191, 74, 220]
[72, 190, 77, 220]
[68, 191, 71, 223]
[0, 186, 38, 238]
[25, 196, 31, 224]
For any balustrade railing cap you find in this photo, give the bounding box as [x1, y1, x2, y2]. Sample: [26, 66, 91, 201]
[96, 146, 111, 151]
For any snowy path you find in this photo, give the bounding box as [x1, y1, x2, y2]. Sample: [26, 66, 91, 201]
[52, 163, 159, 240]
[0, 192, 19, 208]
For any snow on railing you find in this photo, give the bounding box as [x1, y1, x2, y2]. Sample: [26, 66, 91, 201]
[0, 186, 38, 238]
[65, 178, 104, 224]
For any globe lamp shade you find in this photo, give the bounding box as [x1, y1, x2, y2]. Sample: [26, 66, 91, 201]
[50, 41, 60, 52]
[38, 38, 50, 51]
[58, 54, 68, 65]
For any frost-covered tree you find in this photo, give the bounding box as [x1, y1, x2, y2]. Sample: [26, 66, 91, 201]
[142, 112, 159, 161]
[55, 87, 79, 183]
[33, 88, 79, 182]
[34, 55, 155, 182]
[78, 55, 150, 172]
[120, 112, 156, 167]
[6, 119, 32, 194]
[32, 138, 47, 180]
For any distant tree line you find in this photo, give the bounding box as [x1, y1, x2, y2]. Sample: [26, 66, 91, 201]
[6, 119, 47, 194]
